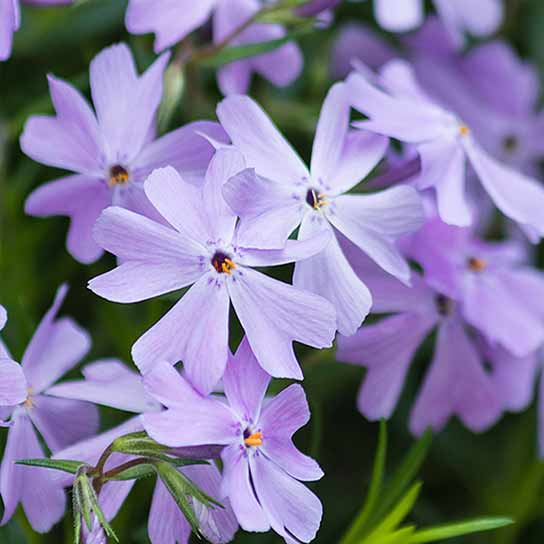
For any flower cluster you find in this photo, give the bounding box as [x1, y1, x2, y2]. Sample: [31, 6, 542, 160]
[3, 0, 544, 542]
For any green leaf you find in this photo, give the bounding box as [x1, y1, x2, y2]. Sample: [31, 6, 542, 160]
[152, 461, 202, 535]
[110, 431, 170, 458]
[74, 475, 93, 533]
[368, 482, 422, 538]
[407, 517, 514, 543]
[364, 526, 417, 544]
[371, 430, 432, 526]
[341, 420, 388, 544]
[16, 458, 89, 475]
[199, 25, 313, 68]
[85, 477, 119, 543]
[104, 462, 157, 482]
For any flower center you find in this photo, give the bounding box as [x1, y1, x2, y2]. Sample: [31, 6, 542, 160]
[243, 430, 263, 447]
[305, 188, 327, 210]
[502, 134, 518, 153]
[211, 251, 236, 275]
[23, 388, 34, 409]
[435, 294, 453, 316]
[108, 164, 130, 186]
[459, 125, 470, 137]
[467, 257, 487, 272]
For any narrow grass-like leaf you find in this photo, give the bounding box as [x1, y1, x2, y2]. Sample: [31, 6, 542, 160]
[407, 517, 514, 543]
[16, 458, 88, 475]
[367, 482, 422, 538]
[341, 420, 388, 544]
[371, 430, 432, 526]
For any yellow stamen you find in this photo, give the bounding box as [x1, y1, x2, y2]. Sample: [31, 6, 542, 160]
[244, 431, 263, 447]
[109, 165, 130, 186]
[459, 125, 470, 137]
[468, 257, 487, 272]
[24, 388, 34, 409]
[221, 258, 236, 275]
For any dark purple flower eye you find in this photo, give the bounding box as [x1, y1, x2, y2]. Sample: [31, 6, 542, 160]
[502, 134, 518, 153]
[109, 165, 130, 186]
[212, 251, 236, 274]
[435, 294, 453, 316]
[306, 188, 327, 209]
[467, 257, 487, 272]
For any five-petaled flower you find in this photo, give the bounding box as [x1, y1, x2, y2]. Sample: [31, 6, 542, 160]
[142, 338, 324, 544]
[89, 148, 336, 394]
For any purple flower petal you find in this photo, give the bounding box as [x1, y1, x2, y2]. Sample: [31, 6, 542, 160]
[374, 0, 423, 32]
[462, 268, 544, 357]
[0, 0, 19, 61]
[260, 384, 323, 482]
[28, 395, 99, 453]
[183, 463, 239, 543]
[0, 305, 6, 331]
[202, 148, 245, 243]
[294, 217, 372, 336]
[228, 267, 336, 379]
[134, 121, 228, 187]
[326, 187, 424, 284]
[46, 359, 160, 414]
[1, 414, 66, 532]
[119, 51, 171, 163]
[142, 386, 238, 448]
[410, 318, 502, 435]
[331, 23, 397, 79]
[483, 341, 539, 413]
[220, 444, 270, 532]
[239, 229, 331, 268]
[22, 285, 91, 394]
[464, 137, 544, 238]
[20, 77, 102, 175]
[337, 312, 436, 419]
[25, 175, 110, 264]
[251, 453, 322, 543]
[223, 337, 270, 424]
[310, 82, 349, 185]
[143, 166, 212, 243]
[326, 130, 389, 196]
[217, 95, 309, 184]
[142, 361, 195, 409]
[417, 137, 472, 226]
[148, 479, 191, 544]
[125, 0, 216, 52]
[0, 359, 27, 406]
[89, 43, 138, 157]
[217, 60, 253, 96]
[92, 204, 204, 264]
[133, 275, 230, 393]
[223, 169, 304, 249]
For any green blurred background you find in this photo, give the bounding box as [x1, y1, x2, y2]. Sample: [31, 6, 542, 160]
[1, 0, 544, 542]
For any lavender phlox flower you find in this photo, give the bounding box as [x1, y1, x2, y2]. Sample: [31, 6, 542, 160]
[346, 59, 544, 238]
[89, 147, 336, 394]
[0, 286, 99, 532]
[337, 219, 544, 434]
[142, 338, 324, 543]
[48, 362, 238, 544]
[22, 42, 226, 263]
[408, 24, 544, 176]
[219, 84, 425, 335]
